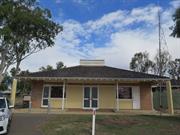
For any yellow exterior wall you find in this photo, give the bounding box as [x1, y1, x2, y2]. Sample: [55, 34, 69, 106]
[98, 85, 133, 110]
[66, 85, 83, 108]
[99, 85, 116, 109]
[119, 99, 133, 109]
[44, 84, 133, 110]
[50, 99, 63, 108]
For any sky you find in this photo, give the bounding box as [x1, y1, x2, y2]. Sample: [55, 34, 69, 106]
[20, 0, 180, 71]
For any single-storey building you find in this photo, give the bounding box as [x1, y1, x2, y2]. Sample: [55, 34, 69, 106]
[16, 60, 174, 114]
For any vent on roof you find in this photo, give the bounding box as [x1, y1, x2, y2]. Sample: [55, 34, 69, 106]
[80, 60, 105, 66]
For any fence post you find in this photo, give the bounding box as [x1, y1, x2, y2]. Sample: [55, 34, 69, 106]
[28, 101, 32, 112]
[166, 81, 174, 115]
[92, 108, 96, 135]
[47, 99, 51, 114]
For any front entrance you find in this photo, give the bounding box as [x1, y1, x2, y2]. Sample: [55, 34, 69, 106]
[132, 86, 140, 109]
[83, 86, 98, 109]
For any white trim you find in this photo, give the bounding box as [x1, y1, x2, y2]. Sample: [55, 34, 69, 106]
[83, 85, 99, 110]
[41, 85, 50, 108]
[41, 84, 65, 108]
[62, 81, 66, 110]
[132, 86, 140, 109]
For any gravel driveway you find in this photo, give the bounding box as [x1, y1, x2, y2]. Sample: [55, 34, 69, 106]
[8, 113, 54, 135]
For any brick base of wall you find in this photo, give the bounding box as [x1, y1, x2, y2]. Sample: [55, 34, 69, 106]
[140, 83, 152, 110]
[31, 81, 43, 108]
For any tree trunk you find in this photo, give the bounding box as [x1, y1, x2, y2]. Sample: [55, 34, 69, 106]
[0, 74, 4, 85]
[14, 60, 21, 77]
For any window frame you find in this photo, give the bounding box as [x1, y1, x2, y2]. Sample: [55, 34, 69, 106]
[117, 86, 132, 99]
[41, 84, 66, 107]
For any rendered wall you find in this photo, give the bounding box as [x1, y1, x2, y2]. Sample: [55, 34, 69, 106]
[31, 81, 152, 110]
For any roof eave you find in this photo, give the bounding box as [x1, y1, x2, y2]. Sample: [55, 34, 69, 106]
[16, 76, 170, 82]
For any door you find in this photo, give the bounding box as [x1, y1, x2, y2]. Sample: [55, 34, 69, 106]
[42, 86, 50, 107]
[83, 86, 98, 109]
[132, 87, 140, 109]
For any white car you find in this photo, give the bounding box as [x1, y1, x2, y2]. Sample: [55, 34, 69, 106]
[0, 96, 13, 135]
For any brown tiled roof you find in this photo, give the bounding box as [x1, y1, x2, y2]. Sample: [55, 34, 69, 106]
[18, 66, 169, 80]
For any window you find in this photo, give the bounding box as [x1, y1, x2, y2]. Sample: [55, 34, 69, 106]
[117, 87, 132, 99]
[0, 99, 6, 108]
[43, 87, 49, 98]
[50, 86, 66, 98]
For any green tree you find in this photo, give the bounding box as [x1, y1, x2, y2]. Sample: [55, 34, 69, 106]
[17, 70, 31, 94]
[0, 0, 63, 84]
[170, 7, 180, 38]
[130, 51, 153, 73]
[168, 59, 180, 80]
[0, 73, 12, 91]
[10, 67, 20, 77]
[39, 65, 54, 71]
[152, 50, 171, 76]
[56, 61, 66, 70]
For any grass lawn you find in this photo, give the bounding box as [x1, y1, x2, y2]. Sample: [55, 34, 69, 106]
[41, 114, 180, 135]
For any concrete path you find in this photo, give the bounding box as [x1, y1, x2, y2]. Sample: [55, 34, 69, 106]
[8, 113, 54, 135]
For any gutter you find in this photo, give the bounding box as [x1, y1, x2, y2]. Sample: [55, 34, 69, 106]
[16, 76, 170, 82]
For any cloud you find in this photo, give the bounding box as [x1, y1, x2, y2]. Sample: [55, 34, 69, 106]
[85, 5, 160, 33]
[20, 3, 180, 72]
[170, 0, 180, 8]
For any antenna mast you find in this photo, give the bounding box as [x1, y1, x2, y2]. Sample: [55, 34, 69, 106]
[157, 0, 163, 113]
[158, 3, 162, 77]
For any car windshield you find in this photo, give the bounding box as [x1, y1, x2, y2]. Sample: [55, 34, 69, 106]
[0, 99, 6, 108]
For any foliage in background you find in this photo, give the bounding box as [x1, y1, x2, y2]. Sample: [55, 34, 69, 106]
[2, 68, 32, 94]
[130, 50, 173, 77]
[0, 60, 66, 94]
[168, 59, 180, 80]
[56, 61, 66, 70]
[39, 61, 66, 71]
[170, 7, 180, 38]
[152, 50, 171, 76]
[0, 0, 63, 84]
[130, 51, 153, 73]
[39, 65, 54, 71]
[0, 73, 11, 91]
